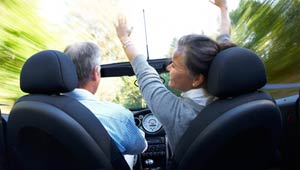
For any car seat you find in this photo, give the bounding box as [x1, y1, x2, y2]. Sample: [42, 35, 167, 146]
[6, 50, 130, 170]
[171, 47, 283, 170]
[0, 108, 8, 170]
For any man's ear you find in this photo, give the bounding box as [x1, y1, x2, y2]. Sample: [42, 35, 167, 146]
[192, 74, 205, 88]
[92, 65, 101, 81]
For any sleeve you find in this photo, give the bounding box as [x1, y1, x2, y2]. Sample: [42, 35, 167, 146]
[216, 34, 231, 43]
[99, 103, 147, 154]
[122, 109, 148, 154]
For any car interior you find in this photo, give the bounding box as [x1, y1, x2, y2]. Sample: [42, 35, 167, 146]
[2, 0, 300, 169]
[1, 42, 300, 170]
[0, 46, 299, 170]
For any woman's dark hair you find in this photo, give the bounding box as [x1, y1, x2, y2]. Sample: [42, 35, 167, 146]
[177, 34, 235, 78]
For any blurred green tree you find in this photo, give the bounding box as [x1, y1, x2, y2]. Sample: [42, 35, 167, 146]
[0, 0, 125, 110]
[113, 76, 146, 109]
[0, 0, 58, 107]
[231, 0, 300, 84]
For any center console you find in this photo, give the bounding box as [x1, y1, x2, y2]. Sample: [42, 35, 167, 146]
[133, 110, 169, 170]
[138, 135, 168, 170]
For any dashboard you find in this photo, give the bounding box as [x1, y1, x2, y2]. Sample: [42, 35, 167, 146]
[136, 113, 162, 134]
[133, 108, 169, 170]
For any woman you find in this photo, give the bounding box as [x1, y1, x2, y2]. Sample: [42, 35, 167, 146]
[115, 0, 235, 152]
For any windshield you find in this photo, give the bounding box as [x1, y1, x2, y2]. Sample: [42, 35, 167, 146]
[0, 0, 299, 111]
[98, 72, 179, 110]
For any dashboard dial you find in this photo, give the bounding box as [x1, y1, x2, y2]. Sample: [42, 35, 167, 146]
[142, 113, 162, 133]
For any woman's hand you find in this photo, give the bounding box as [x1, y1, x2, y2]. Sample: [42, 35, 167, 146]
[114, 15, 141, 61]
[209, 0, 227, 9]
[115, 15, 132, 44]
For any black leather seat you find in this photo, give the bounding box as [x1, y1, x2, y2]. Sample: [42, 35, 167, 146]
[6, 50, 130, 170]
[171, 47, 283, 170]
[0, 108, 8, 170]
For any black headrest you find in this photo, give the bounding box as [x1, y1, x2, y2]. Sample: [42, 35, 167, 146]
[20, 50, 78, 94]
[207, 47, 266, 98]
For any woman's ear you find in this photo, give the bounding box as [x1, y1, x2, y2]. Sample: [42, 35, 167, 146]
[192, 74, 205, 88]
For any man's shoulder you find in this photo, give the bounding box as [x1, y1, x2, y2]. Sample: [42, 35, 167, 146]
[101, 101, 127, 109]
[96, 101, 132, 117]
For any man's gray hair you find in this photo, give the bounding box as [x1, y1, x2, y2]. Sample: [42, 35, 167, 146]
[64, 42, 101, 86]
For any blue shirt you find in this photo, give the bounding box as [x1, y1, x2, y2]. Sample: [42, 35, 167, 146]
[65, 88, 147, 154]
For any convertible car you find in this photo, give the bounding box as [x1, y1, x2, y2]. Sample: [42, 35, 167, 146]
[1, 0, 299, 169]
[0, 46, 299, 170]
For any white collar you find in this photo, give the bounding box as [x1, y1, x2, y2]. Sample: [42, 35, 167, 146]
[65, 88, 98, 101]
[181, 88, 214, 106]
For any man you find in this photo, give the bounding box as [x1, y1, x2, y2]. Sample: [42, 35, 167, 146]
[64, 41, 147, 169]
